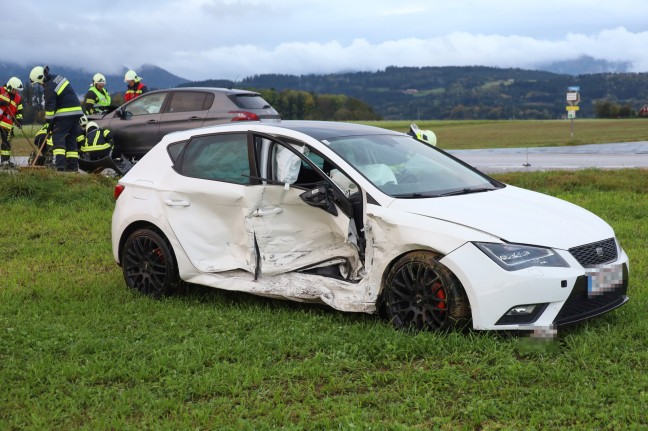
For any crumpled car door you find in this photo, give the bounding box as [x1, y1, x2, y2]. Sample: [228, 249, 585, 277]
[244, 136, 363, 278]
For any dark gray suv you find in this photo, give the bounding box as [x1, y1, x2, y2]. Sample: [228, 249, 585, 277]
[91, 87, 280, 159]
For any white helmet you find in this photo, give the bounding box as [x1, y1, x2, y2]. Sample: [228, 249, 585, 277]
[79, 115, 89, 127]
[86, 121, 99, 132]
[30, 66, 46, 85]
[93, 73, 106, 85]
[6, 77, 23, 92]
[124, 70, 139, 82]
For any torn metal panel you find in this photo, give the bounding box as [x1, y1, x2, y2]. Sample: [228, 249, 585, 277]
[161, 177, 263, 273]
[182, 269, 377, 313]
[245, 184, 362, 276]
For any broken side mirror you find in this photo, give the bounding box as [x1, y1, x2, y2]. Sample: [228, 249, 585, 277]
[299, 185, 338, 216]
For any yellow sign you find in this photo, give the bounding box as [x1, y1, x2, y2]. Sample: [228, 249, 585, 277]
[566, 106, 580, 111]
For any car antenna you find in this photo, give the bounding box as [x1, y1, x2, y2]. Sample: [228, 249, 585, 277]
[229, 76, 240, 90]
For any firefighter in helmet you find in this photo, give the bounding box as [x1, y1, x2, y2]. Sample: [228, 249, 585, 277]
[0, 77, 24, 168]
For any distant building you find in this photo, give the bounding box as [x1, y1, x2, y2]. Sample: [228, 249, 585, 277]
[639, 104, 648, 117]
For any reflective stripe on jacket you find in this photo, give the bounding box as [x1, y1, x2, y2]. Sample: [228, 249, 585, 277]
[0, 86, 23, 130]
[85, 86, 112, 110]
[80, 127, 114, 153]
[124, 82, 148, 102]
[44, 75, 83, 120]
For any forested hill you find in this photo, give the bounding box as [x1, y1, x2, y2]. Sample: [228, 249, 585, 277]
[186, 66, 648, 120]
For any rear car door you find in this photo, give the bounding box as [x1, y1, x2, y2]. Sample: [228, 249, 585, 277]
[157, 90, 212, 139]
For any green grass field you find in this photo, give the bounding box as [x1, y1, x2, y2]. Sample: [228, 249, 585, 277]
[1, 166, 646, 430]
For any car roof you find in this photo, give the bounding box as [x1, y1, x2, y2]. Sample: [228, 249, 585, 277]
[263, 120, 404, 141]
[145, 87, 261, 96]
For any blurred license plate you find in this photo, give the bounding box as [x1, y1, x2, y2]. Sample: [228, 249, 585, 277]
[586, 264, 623, 297]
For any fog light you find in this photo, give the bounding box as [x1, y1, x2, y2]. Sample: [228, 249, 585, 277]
[496, 303, 548, 325]
[507, 304, 539, 315]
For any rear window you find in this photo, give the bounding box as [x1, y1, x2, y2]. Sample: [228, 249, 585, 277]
[231, 94, 271, 109]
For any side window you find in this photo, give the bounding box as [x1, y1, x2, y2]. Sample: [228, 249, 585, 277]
[168, 92, 213, 113]
[126, 93, 167, 116]
[179, 133, 250, 184]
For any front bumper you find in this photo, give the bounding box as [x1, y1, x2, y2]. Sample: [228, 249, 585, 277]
[440, 242, 630, 331]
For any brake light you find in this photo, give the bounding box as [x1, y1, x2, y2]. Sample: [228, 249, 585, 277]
[114, 184, 125, 200]
[229, 111, 260, 121]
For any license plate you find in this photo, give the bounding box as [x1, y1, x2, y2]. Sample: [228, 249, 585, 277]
[586, 264, 624, 297]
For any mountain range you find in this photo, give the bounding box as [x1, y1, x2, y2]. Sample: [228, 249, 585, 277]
[2, 57, 646, 120]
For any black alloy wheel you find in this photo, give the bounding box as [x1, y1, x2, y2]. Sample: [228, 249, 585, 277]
[122, 229, 179, 298]
[383, 251, 470, 331]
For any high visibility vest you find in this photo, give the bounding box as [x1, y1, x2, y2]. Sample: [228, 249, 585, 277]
[87, 86, 112, 108]
[0, 86, 23, 130]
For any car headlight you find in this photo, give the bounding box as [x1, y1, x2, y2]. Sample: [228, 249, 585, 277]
[474, 242, 569, 271]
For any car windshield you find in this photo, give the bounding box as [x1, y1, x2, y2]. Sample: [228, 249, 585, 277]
[324, 134, 500, 197]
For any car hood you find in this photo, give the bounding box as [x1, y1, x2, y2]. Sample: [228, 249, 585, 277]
[387, 184, 614, 249]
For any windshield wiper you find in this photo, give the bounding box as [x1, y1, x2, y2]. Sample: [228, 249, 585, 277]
[392, 192, 439, 199]
[439, 187, 495, 197]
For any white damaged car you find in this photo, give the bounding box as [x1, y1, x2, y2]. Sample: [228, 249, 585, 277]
[111, 121, 630, 332]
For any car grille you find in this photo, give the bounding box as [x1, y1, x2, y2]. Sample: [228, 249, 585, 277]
[553, 264, 629, 327]
[568, 237, 617, 268]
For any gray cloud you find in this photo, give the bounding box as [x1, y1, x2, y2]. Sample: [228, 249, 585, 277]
[5, 0, 648, 80]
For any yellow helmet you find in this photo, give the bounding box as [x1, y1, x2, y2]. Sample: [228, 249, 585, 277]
[93, 73, 106, 85]
[30, 66, 47, 85]
[6, 77, 23, 92]
[124, 70, 139, 83]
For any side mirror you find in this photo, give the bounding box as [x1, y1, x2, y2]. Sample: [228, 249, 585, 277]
[299, 185, 338, 216]
[121, 110, 133, 120]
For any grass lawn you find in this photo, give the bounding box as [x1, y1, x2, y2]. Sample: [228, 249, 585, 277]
[0, 168, 646, 430]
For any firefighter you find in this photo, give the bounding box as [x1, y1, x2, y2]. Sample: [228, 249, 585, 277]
[0, 77, 24, 168]
[123, 70, 148, 102]
[79, 121, 114, 160]
[29, 65, 84, 172]
[83, 73, 112, 115]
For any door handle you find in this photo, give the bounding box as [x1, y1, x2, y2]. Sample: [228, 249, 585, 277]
[164, 199, 190, 207]
[252, 207, 283, 217]
[146, 119, 159, 124]
[187, 116, 203, 121]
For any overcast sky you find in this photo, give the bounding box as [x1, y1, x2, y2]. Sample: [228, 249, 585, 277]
[6, 0, 648, 82]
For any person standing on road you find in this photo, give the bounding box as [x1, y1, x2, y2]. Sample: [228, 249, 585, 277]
[123, 70, 148, 102]
[83, 73, 112, 115]
[0, 77, 24, 168]
[29, 66, 84, 172]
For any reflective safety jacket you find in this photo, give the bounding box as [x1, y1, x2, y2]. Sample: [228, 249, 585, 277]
[44, 74, 83, 120]
[80, 127, 114, 153]
[124, 81, 148, 102]
[83, 85, 112, 114]
[0, 86, 23, 130]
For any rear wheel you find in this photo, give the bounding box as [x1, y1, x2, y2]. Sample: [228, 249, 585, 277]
[122, 229, 179, 298]
[382, 251, 470, 331]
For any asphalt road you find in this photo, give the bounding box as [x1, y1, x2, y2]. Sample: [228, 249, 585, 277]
[447, 141, 648, 173]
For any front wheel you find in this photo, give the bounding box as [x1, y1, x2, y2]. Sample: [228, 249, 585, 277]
[382, 252, 470, 331]
[121, 229, 180, 298]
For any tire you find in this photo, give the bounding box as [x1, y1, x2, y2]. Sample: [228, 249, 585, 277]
[382, 251, 470, 332]
[121, 228, 180, 298]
